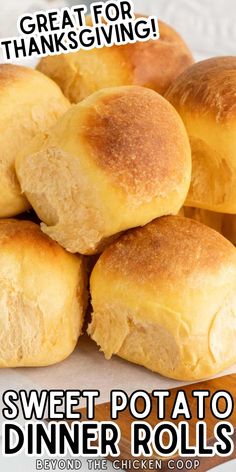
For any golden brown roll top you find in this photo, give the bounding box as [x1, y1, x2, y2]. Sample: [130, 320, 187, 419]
[37, 18, 193, 103]
[88, 216, 236, 380]
[16, 86, 191, 255]
[165, 56, 236, 213]
[0, 64, 70, 218]
[0, 219, 86, 367]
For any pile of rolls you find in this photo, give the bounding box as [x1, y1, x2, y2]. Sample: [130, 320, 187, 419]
[0, 16, 236, 382]
[165, 57, 236, 246]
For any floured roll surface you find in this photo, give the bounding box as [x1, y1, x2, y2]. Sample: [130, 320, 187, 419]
[88, 216, 236, 381]
[16, 86, 191, 255]
[165, 57, 236, 213]
[0, 219, 86, 367]
[0, 64, 70, 218]
[37, 18, 193, 103]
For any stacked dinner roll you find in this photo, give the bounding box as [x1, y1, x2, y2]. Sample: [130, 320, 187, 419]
[15, 86, 191, 255]
[0, 220, 86, 367]
[0, 64, 70, 218]
[165, 57, 236, 245]
[88, 216, 236, 381]
[37, 18, 194, 103]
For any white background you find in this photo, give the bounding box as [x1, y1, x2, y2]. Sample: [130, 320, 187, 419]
[0, 1, 236, 471]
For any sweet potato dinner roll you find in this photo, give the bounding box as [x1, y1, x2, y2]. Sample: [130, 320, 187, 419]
[165, 57, 236, 213]
[88, 216, 236, 381]
[184, 208, 236, 245]
[37, 18, 193, 103]
[0, 64, 69, 218]
[16, 86, 191, 255]
[0, 220, 86, 367]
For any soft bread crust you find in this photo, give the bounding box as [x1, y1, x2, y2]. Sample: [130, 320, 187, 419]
[184, 207, 236, 245]
[0, 64, 69, 218]
[165, 57, 236, 213]
[16, 86, 191, 255]
[0, 219, 86, 367]
[37, 18, 193, 103]
[88, 216, 236, 381]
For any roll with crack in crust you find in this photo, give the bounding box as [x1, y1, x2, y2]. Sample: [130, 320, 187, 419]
[88, 216, 236, 381]
[16, 86, 191, 255]
[0, 219, 86, 367]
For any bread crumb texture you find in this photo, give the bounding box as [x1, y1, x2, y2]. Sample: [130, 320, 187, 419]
[16, 86, 191, 255]
[0, 219, 86, 367]
[88, 216, 236, 380]
[0, 64, 70, 218]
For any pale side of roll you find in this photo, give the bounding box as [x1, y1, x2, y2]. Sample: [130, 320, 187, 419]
[15, 86, 191, 255]
[0, 64, 70, 218]
[184, 207, 236, 245]
[88, 216, 236, 381]
[165, 57, 236, 213]
[0, 220, 86, 367]
[37, 18, 193, 103]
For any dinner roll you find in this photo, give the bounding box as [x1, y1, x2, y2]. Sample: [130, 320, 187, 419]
[16, 86, 191, 255]
[0, 64, 69, 218]
[0, 219, 86, 367]
[184, 207, 236, 245]
[37, 18, 193, 103]
[88, 216, 236, 381]
[165, 57, 236, 213]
